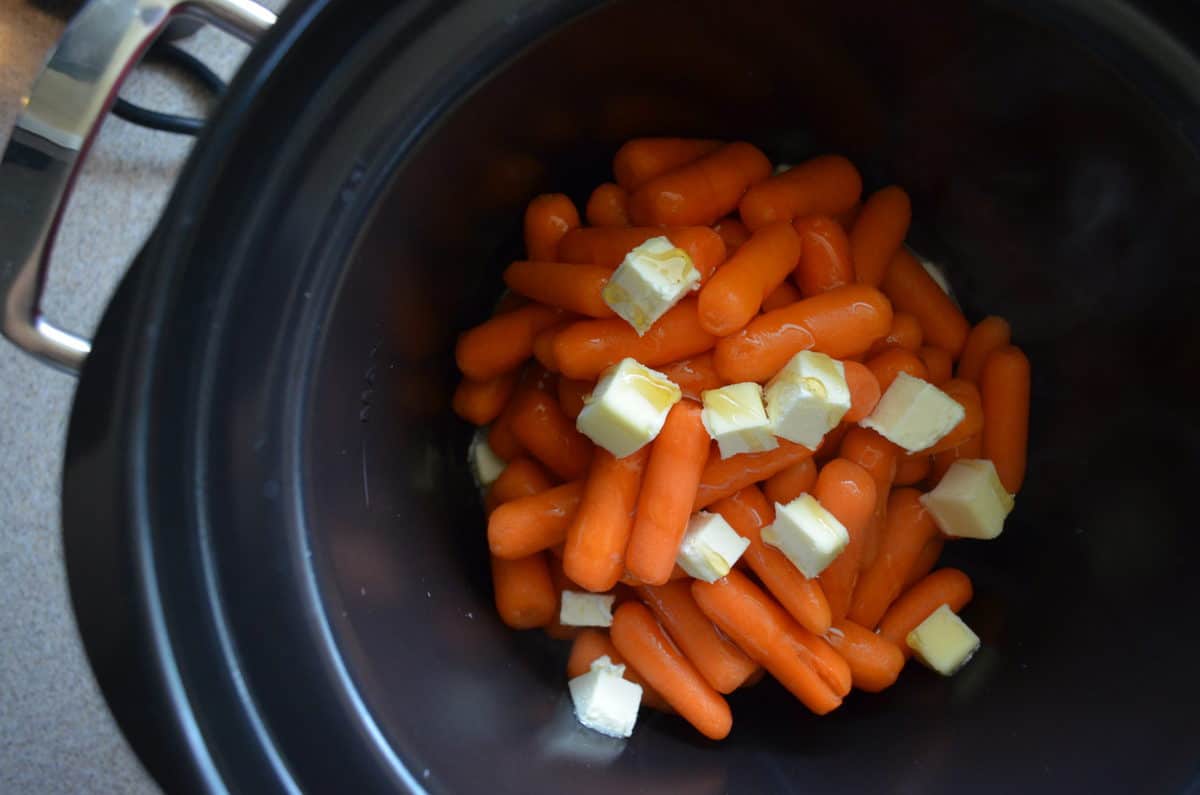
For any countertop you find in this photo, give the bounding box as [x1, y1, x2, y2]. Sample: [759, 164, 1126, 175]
[0, 1, 285, 790]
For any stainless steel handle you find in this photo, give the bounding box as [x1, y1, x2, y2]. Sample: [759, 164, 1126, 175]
[0, 0, 276, 374]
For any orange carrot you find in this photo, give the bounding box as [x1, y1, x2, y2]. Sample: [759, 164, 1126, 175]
[957, 315, 1012, 383]
[865, 347, 929, 393]
[838, 428, 899, 572]
[524, 193, 581, 261]
[921, 378, 983, 455]
[842, 360, 882, 423]
[929, 432, 983, 486]
[566, 629, 673, 712]
[762, 280, 803, 312]
[712, 216, 750, 254]
[658, 353, 723, 402]
[488, 363, 555, 460]
[638, 581, 760, 694]
[878, 568, 973, 655]
[792, 215, 854, 297]
[710, 486, 831, 635]
[626, 402, 710, 585]
[881, 248, 969, 358]
[563, 447, 649, 593]
[585, 182, 631, 227]
[630, 142, 772, 227]
[903, 536, 946, 589]
[611, 602, 733, 739]
[456, 303, 563, 381]
[693, 439, 817, 511]
[834, 200, 862, 231]
[613, 137, 723, 191]
[698, 221, 803, 335]
[919, 345, 953, 385]
[618, 565, 691, 588]
[814, 459, 878, 622]
[556, 226, 724, 277]
[488, 480, 584, 559]
[868, 312, 924, 355]
[980, 345, 1031, 493]
[508, 389, 593, 481]
[763, 458, 818, 506]
[453, 370, 518, 426]
[531, 319, 570, 372]
[667, 226, 728, 283]
[850, 186, 912, 287]
[814, 422, 851, 464]
[503, 261, 613, 318]
[825, 619, 905, 692]
[556, 377, 592, 420]
[492, 553, 557, 629]
[848, 488, 939, 628]
[739, 155, 862, 231]
[485, 456, 554, 514]
[713, 284, 893, 383]
[692, 571, 845, 714]
[552, 296, 716, 380]
[894, 452, 931, 486]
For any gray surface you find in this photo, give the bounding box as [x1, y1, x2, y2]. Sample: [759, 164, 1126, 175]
[0, 1, 284, 791]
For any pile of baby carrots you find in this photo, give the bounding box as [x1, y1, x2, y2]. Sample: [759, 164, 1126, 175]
[454, 138, 1031, 741]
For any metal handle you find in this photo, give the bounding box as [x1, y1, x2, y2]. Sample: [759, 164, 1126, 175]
[0, 0, 275, 374]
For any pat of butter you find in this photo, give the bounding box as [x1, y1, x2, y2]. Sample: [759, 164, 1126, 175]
[576, 358, 682, 458]
[602, 237, 701, 335]
[701, 382, 778, 459]
[676, 511, 751, 583]
[469, 428, 506, 487]
[920, 459, 1014, 540]
[860, 371, 964, 453]
[764, 351, 851, 448]
[761, 493, 849, 578]
[559, 591, 615, 627]
[907, 604, 980, 675]
[568, 655, 643, 738]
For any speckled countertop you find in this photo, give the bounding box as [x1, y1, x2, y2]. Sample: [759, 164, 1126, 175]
[0, 2, 284, 790]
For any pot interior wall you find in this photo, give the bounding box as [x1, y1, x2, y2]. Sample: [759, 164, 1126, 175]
[305, 1, 1200, 792]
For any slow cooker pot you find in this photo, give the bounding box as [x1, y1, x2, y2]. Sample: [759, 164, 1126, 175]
[3, 0, 1199, 792]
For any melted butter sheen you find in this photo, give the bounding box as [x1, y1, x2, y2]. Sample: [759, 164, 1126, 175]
[622, 368, 681, 413]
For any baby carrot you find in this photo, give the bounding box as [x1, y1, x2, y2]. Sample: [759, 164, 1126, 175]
[868, 312, 923, 355]
[921, 378, 983, 455]
[693, 439, 816, 511]
[613, 137, 723, 191]
[618, 566, 691, 588]
[792, 215, 854, 297]
[710, 486, 831, 635]
[638, 581, 760, 694]
[485, 456, 554, 513]
[524, 193, 581, 261]
[825, 619, 905, 692]
[492, 553, 558, 629]
[834, 200, 862, 231]
[842, 360, 882, 423]
[815, 422, 851, 464]
[980, 345, 1031, 493]
[667, 226, 728, 284]
[508, 389, 593, 481]
[552, 296, 717, 380]
[918, 345, 953, 385]
[838, 428, 899, 572]
[456, 303, 563, 381]
[763, 457, 818, 506]
[878, 567, 973, 655]
[558, 227, 662, 267]
[585, 182, 630, 227]
[957, 316, 1012, 383]
[531, 321, 563, 372]
[815, 459, 878, 622]
[893, 452, 931, 486]
[611, 602, 733, 740]
[488, 364, 555, 461]
[762, 280, 803, 313]
[929, 432, 983, 486]
[698, 220, 803, 335]
[881, 248, 969, 358]
[865, 347, 929, 393]
[739, 154, 862, 231]
[563, 447, 649, 593]
[453, 370, 518, 426]
[903, 536, 945, 589]
[488, 480, 584, 559]
[626, 402, 711, 585]
[692, 571, 844, 714]
[713, 216, 750, 254]
[658, 353, 723, 402]
[713, 284, 893, 383]
[566, 629, 673, 712]
[503, 261, 614, 318]
[848, 488, 939, 628]
[630, 142, 772, 227]
[556, 377, 592, 420]
[850, 186, 912, 287]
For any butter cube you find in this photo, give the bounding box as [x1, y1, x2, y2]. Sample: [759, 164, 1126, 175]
[676, 511, 751, 583]
[469, 429, 506, 487]
[602, 237, 701, 335]
[576, 358, 682, 458]
[764, 351, 851, 448]
[761, 493, 849, 578]
[860, 371, 965, 453]
[560, 591, 615, 627]
[568, 656, 643, 738]
[920, 459, 1014, 540]
[907, 604, 980, 675]
[701, 382, 778, 459]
